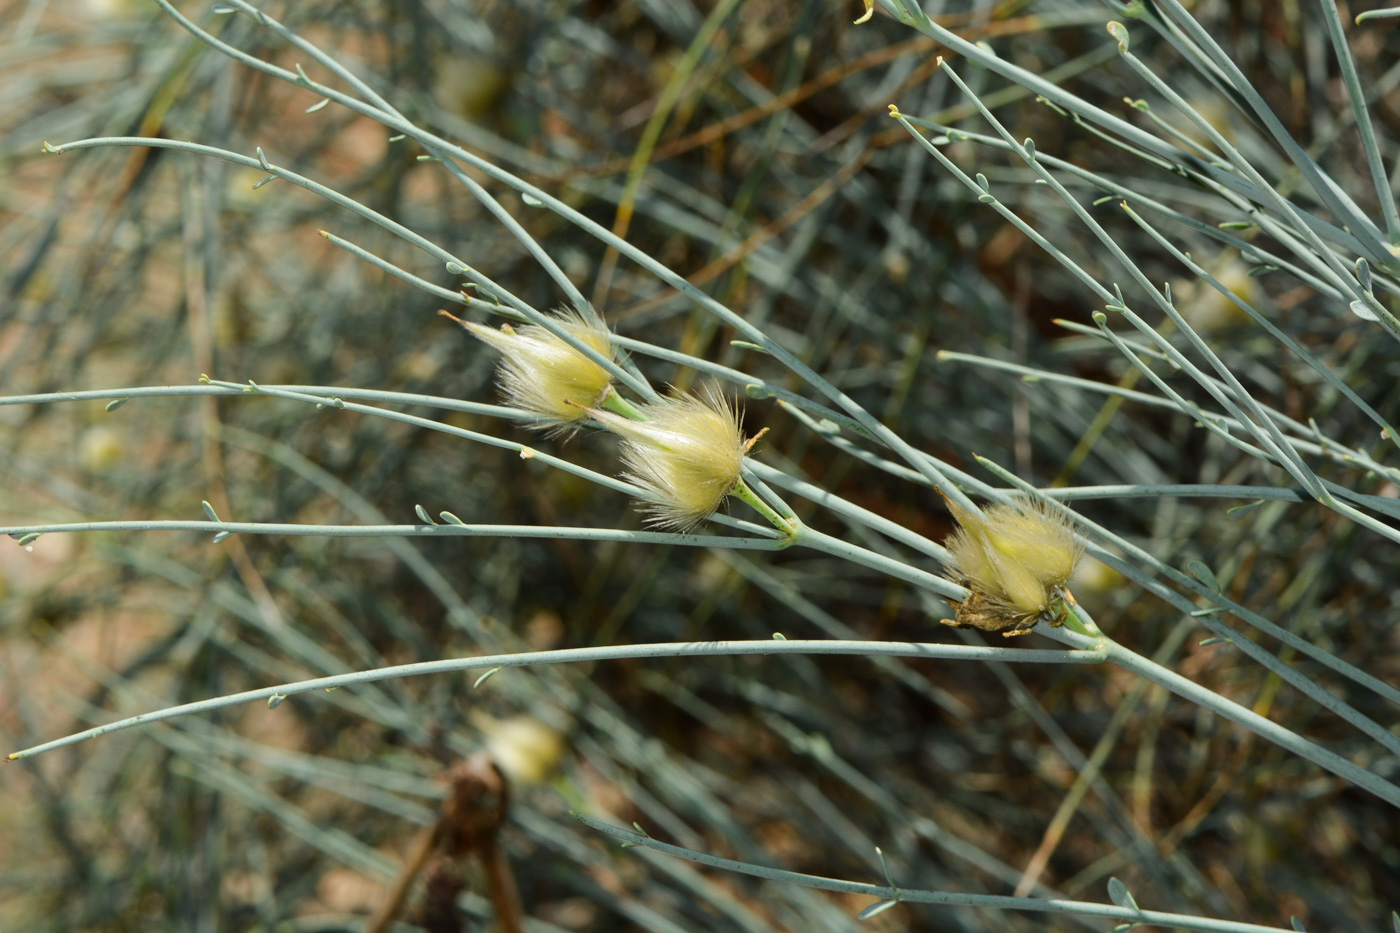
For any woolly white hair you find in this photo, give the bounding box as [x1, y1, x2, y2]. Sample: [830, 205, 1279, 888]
[944, 494, 1082, 619]
[589, 385, 747, 531]
[462, 307, 614, 436]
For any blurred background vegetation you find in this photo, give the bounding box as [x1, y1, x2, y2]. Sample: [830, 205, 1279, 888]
[1, 0, 1398, 930]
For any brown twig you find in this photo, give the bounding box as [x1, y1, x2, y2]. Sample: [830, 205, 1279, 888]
[365, 755, 521, 933]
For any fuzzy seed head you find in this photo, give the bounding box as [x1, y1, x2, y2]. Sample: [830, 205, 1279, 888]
[943, 494, 1083, 634]
[589, 385, 748, 531]
[463, 308, 614, 436]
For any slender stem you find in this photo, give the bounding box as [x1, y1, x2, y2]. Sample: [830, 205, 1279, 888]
[731, 478, 796, 535]
[0, 383, 533, 422]
[1044, 611, 1400, 807]
[747, 460, 950, 561]
[196, 378, 643, 499]
[793, 525, 965, 601]
[126, 3, 978, 508]
[574, 813, 1300, 933]
[1091, 635, 1400, 809]
[0, 520, 789, 548]
[7, 639, 1105, 760]
[46, 134, 651, 401]
[1110, 26, 1400, 332]
[1134, 2, 1394, 265]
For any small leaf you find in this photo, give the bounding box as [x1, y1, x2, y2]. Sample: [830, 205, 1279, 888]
[1355, 257, 1373, 293]
[632, 822, 650, 837]
[211, 531, 231, 544]
[252, 174, 277, 190]
[1227, 499, 1266, 519]
[414, 504, 438, 526]
[267, 694, 286, 709]
[212, 4, 237, 13]
[1187, 560, 1220, 593]
[1106, 21, 1130, 51]
[1107, 877, 1139, 911]
[1350, 300, 1380, 322]
[975, 172, 990, 192]
[445, 261, 465, 275]
[388, 133, 406, 142]
[1218, 220, 1253, 231]
[473, 667, 503, 689]
[772, 633, 787, 640]
[730, 340, 767, 352]
[875, 845, 898, 888]
[201, 500, 221, 523]
[1291, 917, 1307, 932]
[439, 511, 465, 525]
[105, 397, 129, 412]
[16, 532, 40, 548]
[305, 98, 331, 114]
[745, 384, 774, 400]
[857, 899, 899, 921]
[521, 193, 544, 207]
[1022, 137, 1035, 160]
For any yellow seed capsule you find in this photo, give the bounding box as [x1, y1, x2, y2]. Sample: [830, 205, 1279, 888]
[941, 492, 1083, 637]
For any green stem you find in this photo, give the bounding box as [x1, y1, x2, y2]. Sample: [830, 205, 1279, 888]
[731, 478, 796, 535]
[1060, 600, 1100, 639]
[599, 387, 648, 421]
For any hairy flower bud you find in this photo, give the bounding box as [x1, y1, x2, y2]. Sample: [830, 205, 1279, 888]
[942, 493, 1083, 636]
[587, 385, 751, 531]
[460, 308, 615, 436]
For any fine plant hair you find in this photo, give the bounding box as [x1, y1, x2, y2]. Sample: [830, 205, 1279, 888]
[2, 2, 1398, 932]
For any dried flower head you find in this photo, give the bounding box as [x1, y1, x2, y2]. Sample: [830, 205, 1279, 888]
[941, 493, 1083, 637]
[587, 385, 753, 531]
[456, 307, 615, 436]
